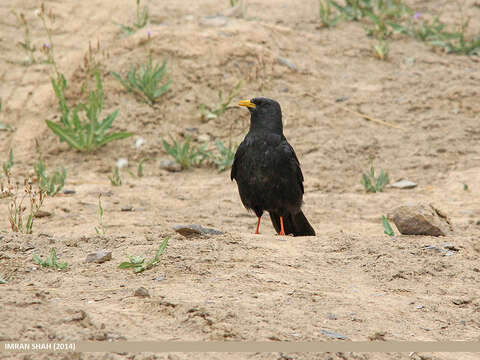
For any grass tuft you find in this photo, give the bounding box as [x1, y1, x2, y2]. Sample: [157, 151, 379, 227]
[111, 53, 172, 105]
[162, 136, 210, 170]
[46, 71, 133, 152]
[361, 164, 389, 193]
[118, 236, 170, 273]
[33, 248, 68, 270]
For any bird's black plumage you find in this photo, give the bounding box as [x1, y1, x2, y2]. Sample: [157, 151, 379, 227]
[231, 97, 315, 236]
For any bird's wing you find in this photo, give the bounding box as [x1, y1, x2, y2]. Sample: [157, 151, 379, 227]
[280, 139, 305, 194]
[231, 140, 248, 181]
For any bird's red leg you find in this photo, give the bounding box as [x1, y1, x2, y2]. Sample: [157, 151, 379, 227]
[255, 217, 261, 234]
[279, 216, 285, 235]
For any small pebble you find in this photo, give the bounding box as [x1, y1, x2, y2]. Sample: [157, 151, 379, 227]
[173, 224, 224, 237]
[34, 210, 52, 218]
[326, 313, 337, 320]
[321, 329, 348, 340]
[121, 206, 135, 212]
[276, 56, 297, 71]
[200, 15, 229, 27]
[160, 159, 182, 172]
[416, 304, 424, 309]
[85, 250, 112, 264]
[63, 189, 76, 195]
[134, 287, 150, 297]
[390, 180, 417, 189]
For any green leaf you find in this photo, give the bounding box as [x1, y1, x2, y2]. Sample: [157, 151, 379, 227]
[45, 120, 84, 151]
[96, 132, 133, 148]
[382, 215, 395, 236]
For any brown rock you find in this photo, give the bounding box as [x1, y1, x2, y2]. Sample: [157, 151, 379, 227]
[390, 203, 453, 236]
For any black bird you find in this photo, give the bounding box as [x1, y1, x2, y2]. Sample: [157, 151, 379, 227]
[231, 97, 315, 236]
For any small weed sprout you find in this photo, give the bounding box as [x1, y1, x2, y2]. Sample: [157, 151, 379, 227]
[361, 164, 389, 193]
[46, 71, 133, 151]
[34, 159, 66, 196]
[95, 195, 106, 235]
[373, 36, 390, 60]
[2, 149, 14, 179]
[329, 0, 366, 21]
[0, 99, 11, 132]
[199, 82, 242, 122]
[327, 0, 480, 56]
[33, 248, 68, 270]
[81, 41, 105, 95]
[211, 139, 236, 172]
[118, 236, 170, 273]
[319, 0, 341, 28]
[11, 11, 36, 65]
[162, 136, 210, 169]
[116, 0, 149, 36]
[111, 53, 172, 106]
[36, 3, 61, 73]
[137, 158, 147, 177]
[9, 179, 46, 234]
[108, 167, 123, 186]
[382, 215, 395, 236]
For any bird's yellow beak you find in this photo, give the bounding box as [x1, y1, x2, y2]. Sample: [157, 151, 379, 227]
[238, 100, 256, 108]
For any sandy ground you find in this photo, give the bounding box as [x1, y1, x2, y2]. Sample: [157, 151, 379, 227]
[1, 0, 480, 359]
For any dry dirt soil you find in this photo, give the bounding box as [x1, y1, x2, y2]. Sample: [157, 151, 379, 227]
[1, 0, 480, 359]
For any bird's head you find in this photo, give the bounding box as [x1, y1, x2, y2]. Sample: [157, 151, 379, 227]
[238, 97, 283, 134]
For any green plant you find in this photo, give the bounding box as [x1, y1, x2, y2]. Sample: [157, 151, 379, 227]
[211, 139, 236, 172]
[33, 248, 68, 270]
[118, 236, 170, 273]
[108, 167, 122, 186]
[329, 0, 367, 21]
[111, 53, 171, 105]
[45, 71, 133, 151]
[0, 276, 8, 284]
[361, 164, 389, 193]
[162, 136, 210, 169]
[137, 158, 147, 177]
[199, 82, 242, 122]
[95, 195, 105, 235]
[319, 0, 341, 27]
[0, 99, 10, 132]
[2, 149, 13, 179]
[9, 179, 46, 234]
[372, 36, 390, 60]
[116, 0, 149, 36]
[34, 159, 66, 196]
[382, 215, 395, 236]
[11, 11, 36, 65]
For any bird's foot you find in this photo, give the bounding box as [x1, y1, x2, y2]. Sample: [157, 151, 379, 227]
[279, 216, 285, 235]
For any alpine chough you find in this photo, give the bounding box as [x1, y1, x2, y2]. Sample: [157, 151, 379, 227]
[231, 97, 315, 236]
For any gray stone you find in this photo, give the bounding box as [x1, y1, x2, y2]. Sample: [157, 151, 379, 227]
[172, 224, 224, 237]
[390, 180, 417, 189]
[390, 203, 453, 236]
[200, 16, 229, 27]
[276, 56, 297, 71]
[321, 329, 348, 340]
[85, 250, 112, 264]
[160, 159, 182, 172]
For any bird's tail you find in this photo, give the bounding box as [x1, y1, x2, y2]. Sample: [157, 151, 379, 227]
[269, 210, 315, 236]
